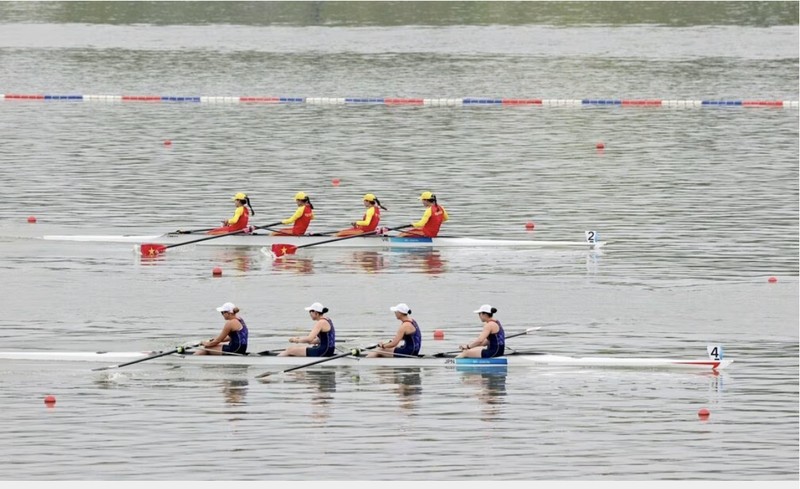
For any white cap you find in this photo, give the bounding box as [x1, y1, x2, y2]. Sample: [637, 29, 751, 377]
[390, 303, 411, 314]
[304, 302, 325, 313]
[473, 304, 494, 314]
[216, 302, 236, 313]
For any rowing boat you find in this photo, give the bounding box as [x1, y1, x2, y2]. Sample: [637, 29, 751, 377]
[0, 349, 731, 371]
[42, 231, 607, 250]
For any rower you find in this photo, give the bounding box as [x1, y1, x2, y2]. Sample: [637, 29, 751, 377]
[457, 304, 505, 358]
[208, 192, 255, 235]
[367, 303, 422, 358]
[195, 302, 249, 355]
[335, 193, 387, 237]
[278, 302, 336, 357]
[272, 191, 315, 236]
[398, 191, 448, 238]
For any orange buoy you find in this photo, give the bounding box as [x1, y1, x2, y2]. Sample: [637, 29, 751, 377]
[44, 395, 56, 405]
[697, 408, 710, 419]
[212, 267, 222, 276]
[27, 216, 37, 223]
[768, 276, 777, 283]
[433, 329, 444, 340]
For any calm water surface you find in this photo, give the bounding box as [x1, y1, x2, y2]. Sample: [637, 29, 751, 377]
[0, 1, 797, 482]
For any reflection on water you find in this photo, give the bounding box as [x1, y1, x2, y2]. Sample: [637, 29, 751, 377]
[293, 369, 337, 422]
[268, 249, 449, 275]
[382, 367, 423, 412]
[222, 378, 249, 405]
[389, 249, 447, 275]
[210, 249, 258, 273]
[350, 250, 387, 274]
[270, 255, 315, 274]
[458, 367, 508, 421]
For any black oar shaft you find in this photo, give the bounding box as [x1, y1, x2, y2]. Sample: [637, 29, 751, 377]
[166, 221, 283, 249]
[92, 343, 196, 371]
[294, 225, 411, 251]
[256, 344, 378, 379]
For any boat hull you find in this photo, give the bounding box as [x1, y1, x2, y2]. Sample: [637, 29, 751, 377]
[42, 233, 606, 249]
[0, 351, 731, 370]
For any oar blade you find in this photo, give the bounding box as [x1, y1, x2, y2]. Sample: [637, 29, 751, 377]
[140, 243, 167, 257]
[271, 244, 297, 258]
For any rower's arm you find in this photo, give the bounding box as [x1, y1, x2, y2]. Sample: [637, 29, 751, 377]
[355, 207, 376, 227]
[381, 322, 409, 348]
[296, 320, 324, 344]
[205, 321, 234, 347]
[282, 206, 304, 225]
[469, 323, 494, 347]
[441, 206, 449, 222]
[412, 208, 432, 228]
[227, 206, 245, 225]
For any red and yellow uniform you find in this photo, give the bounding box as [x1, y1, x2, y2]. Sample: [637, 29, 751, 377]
[409, 204, 448, 237]
[273, 192, 315, 236]
[209, 192, 252, 235]
[336, 193, 383, 237]
[400, 191, 448, 237]
[354, 206, 381, 232]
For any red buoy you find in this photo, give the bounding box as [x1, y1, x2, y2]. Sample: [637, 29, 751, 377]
[44, 395, 56, 405]
[164, 140, 172, 146]
[27, 216, 37, 223]
[332, 178, 341, 186]
[596, 141, 605, 149]
[768, 276, 777, 283]
[433, 329, 444, 340]
[525, 221, 535, 230]
[212, 267, 222, 276]
[697, 408, 710, 419]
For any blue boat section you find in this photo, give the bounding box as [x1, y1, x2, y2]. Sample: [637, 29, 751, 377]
[344, 98, 385, 104]
[161, 96, 201, 103]
[387, 236, 433, 244]
[44, 95, 83, 100]
[454, 357, 508, 366]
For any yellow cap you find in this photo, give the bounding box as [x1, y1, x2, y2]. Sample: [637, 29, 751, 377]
[294, 192, 307, 200]
[419, 191, 434, 200]
[232, 192, 247, 201]
[363, 193, 376, 202]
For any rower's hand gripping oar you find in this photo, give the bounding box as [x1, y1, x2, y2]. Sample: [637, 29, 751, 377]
[266, 225, 412, 260]
[140, 221, 283, 257]
[255, 344, 379, 379]
[433, 327, 541, 357]
[91, 342, 200, 371]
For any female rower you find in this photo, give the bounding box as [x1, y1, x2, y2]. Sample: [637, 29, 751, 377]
[367, 303, 422, 358]
[278, 302, 336, 357]
[398, 191, 449, 238]
[272, 191, 315, 236]
[456, 304, 505, 358]
[195, 302, 249, 355]
[335, 193, 387, 237]
[208, 192, 255, 235]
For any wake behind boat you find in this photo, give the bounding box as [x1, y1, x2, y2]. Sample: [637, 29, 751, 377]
[41, 229, 608, 250]
[0, 347, 731, 371]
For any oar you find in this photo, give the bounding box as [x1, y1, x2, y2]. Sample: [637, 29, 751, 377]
[174, 227, 216, 234]
[92, 342, 200, 371]
[140, 221, 283, 257]
[267, 225, 411, 259]
[255, 344, 378, 379]
[433, 327, 541, 357]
